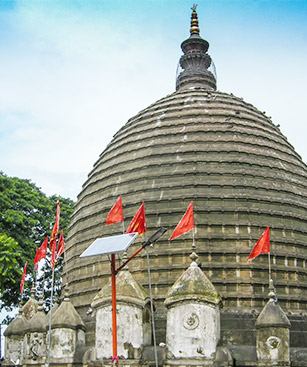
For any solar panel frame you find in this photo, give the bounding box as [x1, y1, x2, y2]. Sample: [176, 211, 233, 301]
[79, 232, 139, 258]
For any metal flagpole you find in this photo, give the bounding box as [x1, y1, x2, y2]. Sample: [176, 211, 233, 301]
[145, 244, 158, 367]
[63, 247, 68, 286]
[268, 252, 272, 285]
[46, 266, 55, 367]
[121, 221, 127, 266]
[42, 258, 47, 300]
[35, 265, 38, 290]
[20, 262, 27, 301]
[111, 254, 118, 365]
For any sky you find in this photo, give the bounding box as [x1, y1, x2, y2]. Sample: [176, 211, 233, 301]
[0, 0, 306, 201]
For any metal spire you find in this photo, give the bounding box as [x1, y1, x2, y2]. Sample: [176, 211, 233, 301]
[190, 4, 200, 36]
[176, 5, 216, 91]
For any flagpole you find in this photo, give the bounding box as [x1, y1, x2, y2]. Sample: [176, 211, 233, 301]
[111, 254, 118, 364]
[20, 262, 27, 300]
[42, 257, 47, 300]
[63, 247, 67, 284]
[268, 252, 272, 285]
[46, 266, 55, 367]
[34, 268, 38, 304]
[144, 231, 158, 367]
[35, 267, 38, 289]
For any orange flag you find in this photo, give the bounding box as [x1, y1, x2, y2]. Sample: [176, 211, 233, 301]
[34, 236, 48, 271]
[126, 201, 146, 235]
[106, 196, 124, 225]
[247, 227, 270, 262]
[50, 200, 60, 269]
[56, 230, 65, 260]
[169, 201, 194, 241]
[20, 262, 27, 293]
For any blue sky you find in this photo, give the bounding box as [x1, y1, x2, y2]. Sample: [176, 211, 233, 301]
[0, 0, 306, 200]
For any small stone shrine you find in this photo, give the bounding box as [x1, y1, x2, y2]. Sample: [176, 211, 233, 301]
[165, 252, 222, 362]
[91, 259, 151, 360]
[255, 280, 291, 366]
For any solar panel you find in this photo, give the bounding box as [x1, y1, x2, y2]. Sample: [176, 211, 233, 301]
[79, 232, 139, 258]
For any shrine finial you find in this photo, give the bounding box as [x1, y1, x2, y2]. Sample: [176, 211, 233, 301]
[190, 4, 199, 36]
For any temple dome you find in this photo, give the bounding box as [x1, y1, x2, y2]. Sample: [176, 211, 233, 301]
[65, 6, 307, 349]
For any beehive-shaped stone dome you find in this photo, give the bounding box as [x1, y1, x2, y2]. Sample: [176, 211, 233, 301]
[65, 7, 307, 349]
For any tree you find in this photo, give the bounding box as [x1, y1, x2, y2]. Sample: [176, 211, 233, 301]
[0, 171, 75, 312]
[0, 234, 21, 293]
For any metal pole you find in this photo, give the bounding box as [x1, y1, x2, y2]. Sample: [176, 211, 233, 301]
[111, 254, 118, 360]
[145, 247, 158, 367]
[268, 252, 272, 285]
[116, 247, 143, 274]
[46, 267, 55, 367]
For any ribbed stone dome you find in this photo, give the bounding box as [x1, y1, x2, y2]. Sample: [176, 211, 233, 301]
[65, 8, 307, 349]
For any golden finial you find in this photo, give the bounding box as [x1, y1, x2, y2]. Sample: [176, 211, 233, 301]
[190, 4, 200, 36]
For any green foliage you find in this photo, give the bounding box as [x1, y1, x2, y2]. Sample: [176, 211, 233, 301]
[0, 171, 75, 311]
[0, 234, 22, 292]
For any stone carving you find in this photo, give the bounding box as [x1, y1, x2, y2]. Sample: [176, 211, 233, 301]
[29, 333, 44, 360]
[266, 336, 280, 350]
[7, 340, 22, 364]
[183, 312, 199, 330]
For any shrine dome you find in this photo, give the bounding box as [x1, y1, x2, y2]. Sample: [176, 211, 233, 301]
[65, 7, 307, 348]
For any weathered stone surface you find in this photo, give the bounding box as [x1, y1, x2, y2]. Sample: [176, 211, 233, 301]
[165, 261, 222, 307]
[62, 7, 307, 366]
[24, 331, 47, 362]
[4, 309, 28, 337]
[25, 304, 48, 333]
[92, 268, 151, 360]
[214, 346, 233, 367]
[166, 302, 220, 359]
[3, 309, 27, 365]
[92, 267, 150, 309]
[52, 295, 85, 330]
[256, 289, 291, 365]
[23, 298, 48, 364]
[50, 293, 86, 362]
[65, 87, 307, 332]
[165, 261, 221, 360]
[22, 285, 38, 321]
[255, 298, 291, 329]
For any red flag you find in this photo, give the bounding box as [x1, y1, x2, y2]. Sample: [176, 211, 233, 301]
[50, 200, 60, 269]
[50, 200, 60, 241]
[169, 201, 194, 241]
[126, 201, 146, 235]
[247, 227, 270, 262]
[34, 236, 48, 271]
[20, 262, 27, 293]
[106, 196, 124, 225]
[56, 230, 65, 260]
